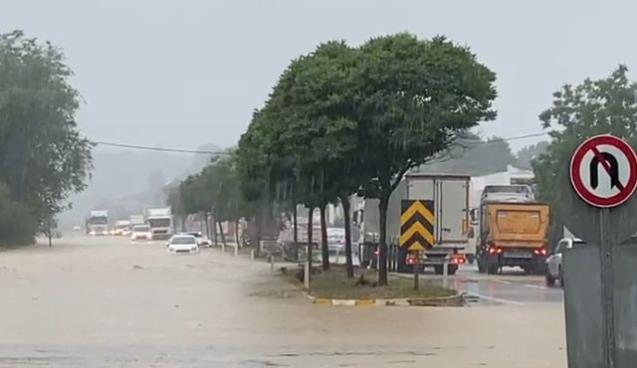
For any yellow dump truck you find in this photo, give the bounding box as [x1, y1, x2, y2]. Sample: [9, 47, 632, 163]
[476, 202, 550, 274]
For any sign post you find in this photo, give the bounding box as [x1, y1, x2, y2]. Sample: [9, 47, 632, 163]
[400, 200, 435, 290]
[567, 134, 637, 368]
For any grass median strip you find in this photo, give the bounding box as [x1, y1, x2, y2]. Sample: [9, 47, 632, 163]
[281, 265, 457, 302]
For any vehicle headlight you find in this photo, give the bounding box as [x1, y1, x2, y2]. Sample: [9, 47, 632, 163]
[89, 231, 96, 235]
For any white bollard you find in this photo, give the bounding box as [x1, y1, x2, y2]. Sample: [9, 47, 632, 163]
[443, 258, 449, 288]
[221, 242, 225, 254]
[250, 249, 255, 260]
[304, 260, 310, 289]
[234, 244, 238, 257]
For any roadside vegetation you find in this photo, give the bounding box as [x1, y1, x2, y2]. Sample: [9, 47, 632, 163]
[175, 33, 497, 286]
[0, 31, 92, 246]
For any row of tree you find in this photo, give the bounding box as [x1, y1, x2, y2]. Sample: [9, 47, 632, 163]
[176, 33, 497, 285]
[0, 31, 92, 245]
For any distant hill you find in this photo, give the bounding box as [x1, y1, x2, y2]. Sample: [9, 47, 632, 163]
[57, 143, 221, 229]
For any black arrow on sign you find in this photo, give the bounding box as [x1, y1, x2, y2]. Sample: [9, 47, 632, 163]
[589, 149, 624, 190]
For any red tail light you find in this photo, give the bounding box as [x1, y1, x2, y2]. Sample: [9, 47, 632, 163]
[488, 247, 497, 255]
[451, 254, 466, 264]
[496, 248, 503, 254]
[534, 248, 548, 256]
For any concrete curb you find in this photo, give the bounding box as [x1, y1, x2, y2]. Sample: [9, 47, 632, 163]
[303, 291, 464, 307]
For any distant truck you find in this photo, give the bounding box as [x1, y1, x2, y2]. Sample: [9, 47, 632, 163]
[86, 210, 109, 236]
[475, 185, 550, 274]
[145, 207, 173, 240]
[353, 174, 470, 275]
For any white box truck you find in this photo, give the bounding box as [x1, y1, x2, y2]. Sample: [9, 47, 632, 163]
[353, 174, 471, 275]
[86, 210, 109, 235]
[145, 207, 173, 240]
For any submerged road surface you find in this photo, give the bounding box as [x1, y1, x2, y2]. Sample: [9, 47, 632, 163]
[0, 235, 566, 367]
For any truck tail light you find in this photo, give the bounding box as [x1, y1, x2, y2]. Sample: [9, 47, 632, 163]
[534, 248, 548, 256]
[451, 254, 465, 264]
[488, 246, 497, 255]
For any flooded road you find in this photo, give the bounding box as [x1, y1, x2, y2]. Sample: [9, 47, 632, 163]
[0, 235, 566, 367]
[403, 264, 564, 306]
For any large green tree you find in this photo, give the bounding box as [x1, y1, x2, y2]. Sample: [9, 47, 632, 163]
[0, 30, 92, 244]
[353, 34, 497, 285]
[534, 66, 637, 244]
[265, 41, 363, 275]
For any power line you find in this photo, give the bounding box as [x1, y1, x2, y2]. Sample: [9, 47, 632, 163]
[496, 131, 550, 142]
[91, 140, 228, 155]
[91, 131, 551, 155]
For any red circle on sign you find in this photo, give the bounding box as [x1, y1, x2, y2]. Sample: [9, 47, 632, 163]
[570, 134, 637, 208]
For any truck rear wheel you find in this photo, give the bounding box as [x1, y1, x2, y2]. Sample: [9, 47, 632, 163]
[487, 256, 499, 274]
[545, 270, 556, 287]
[477, 257, 486, 273]
[448, 264, 458, 275]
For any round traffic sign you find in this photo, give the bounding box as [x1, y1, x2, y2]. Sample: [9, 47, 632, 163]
[570, 134, 637, 208]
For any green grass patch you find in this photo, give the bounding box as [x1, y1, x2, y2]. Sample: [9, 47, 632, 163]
[282, 265, 456, 300]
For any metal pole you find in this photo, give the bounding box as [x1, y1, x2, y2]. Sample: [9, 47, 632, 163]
[600, 208, 615, 368]
[304, 260, 310, 289]
[413, 252, 420, 290]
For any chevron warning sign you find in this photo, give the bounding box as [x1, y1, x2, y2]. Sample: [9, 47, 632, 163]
[399, 200, 435, 251]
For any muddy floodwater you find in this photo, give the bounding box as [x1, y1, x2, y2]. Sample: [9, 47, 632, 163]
[0, 235, 566, 367]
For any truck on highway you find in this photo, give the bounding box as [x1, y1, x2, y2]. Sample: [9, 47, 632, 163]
[145, 207, 173, 240]
[353, 174, 470, 275]
[475, 185, 550, 274]
[86, 210, 109, 235]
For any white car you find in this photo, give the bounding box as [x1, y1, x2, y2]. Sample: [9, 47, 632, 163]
[545, 237, 586, 287]
[167, 235, 199, 254]
[186, 231, 211, 247]
[131, 224, 152, 241]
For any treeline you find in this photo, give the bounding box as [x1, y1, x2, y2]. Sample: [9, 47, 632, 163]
[0, 31, 92, 245]
[174, 33, 497, 285]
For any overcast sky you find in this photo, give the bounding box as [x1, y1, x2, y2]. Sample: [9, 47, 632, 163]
[2, 0, 636, 151]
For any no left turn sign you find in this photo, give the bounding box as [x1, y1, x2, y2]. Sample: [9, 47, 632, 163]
[570, 134, 637, 208]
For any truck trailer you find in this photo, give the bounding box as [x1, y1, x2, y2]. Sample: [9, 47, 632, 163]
[475, 185, 550, 274]
[353, 173, 471, 275]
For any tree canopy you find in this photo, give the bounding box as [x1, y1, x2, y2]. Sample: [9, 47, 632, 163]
[0, 30, 92, 245]
[534, 66, 637, 243]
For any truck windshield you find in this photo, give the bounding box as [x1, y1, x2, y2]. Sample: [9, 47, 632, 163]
[88, 216, 108, 225]
[148, 218, 170, 227]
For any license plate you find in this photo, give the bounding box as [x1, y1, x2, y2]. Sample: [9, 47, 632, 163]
[503, 251, 532, 259]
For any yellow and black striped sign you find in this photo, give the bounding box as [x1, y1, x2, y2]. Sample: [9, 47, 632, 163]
[399, 200, 435, 251]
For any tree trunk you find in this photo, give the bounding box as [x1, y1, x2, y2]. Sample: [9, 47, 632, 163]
[320, 204, 330, 271]
[307, 207, 314, 281]
[180, 215, 186, 232]
[378, 194, 389, 286]
[234, 220, 240, 245]
[293, 204, 298, 247]
[255, 214, 262, 253]
[341, 195, 354, 278]
[203, 212, 211, 239]
[218, 221, 226, 246]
